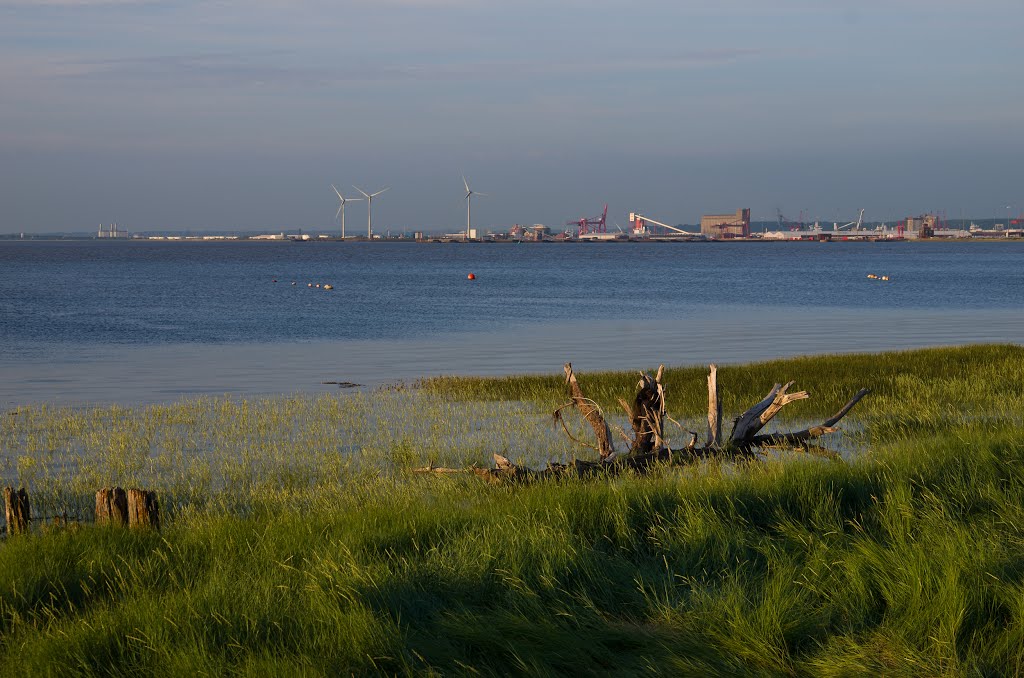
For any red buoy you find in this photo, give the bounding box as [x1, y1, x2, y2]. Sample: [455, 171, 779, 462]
[467, 273, 476, 280]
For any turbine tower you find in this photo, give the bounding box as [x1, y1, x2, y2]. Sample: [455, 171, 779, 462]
[354, 186, 389, 238]
[463, 175, 487, 239]
[331, 185, 362, 240]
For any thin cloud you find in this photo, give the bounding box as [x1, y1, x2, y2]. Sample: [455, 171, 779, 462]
[0, 0, 161, 5]
[18, 46, 767, 91]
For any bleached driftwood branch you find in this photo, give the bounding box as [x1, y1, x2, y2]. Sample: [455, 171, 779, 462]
[417, 362, 870, 482]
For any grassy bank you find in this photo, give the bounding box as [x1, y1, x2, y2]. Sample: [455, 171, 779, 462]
[2, 345, 1023, 674]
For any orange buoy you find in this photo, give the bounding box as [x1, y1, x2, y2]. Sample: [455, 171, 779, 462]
[467, 273, 476, 280]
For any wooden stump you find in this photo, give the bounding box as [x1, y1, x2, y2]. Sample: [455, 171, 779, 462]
[127, 489, 160, 530]
[623, 365, 666, 457]
[95, 487, 129, 526]
[4, 487, 30, 536]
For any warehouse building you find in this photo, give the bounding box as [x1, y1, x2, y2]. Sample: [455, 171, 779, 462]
[700, 209, 750, 238]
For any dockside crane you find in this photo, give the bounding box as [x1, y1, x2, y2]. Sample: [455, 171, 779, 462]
[567, 204, 608, 236]
[776, 208, 805, 231]
[836, 208, 865, 231]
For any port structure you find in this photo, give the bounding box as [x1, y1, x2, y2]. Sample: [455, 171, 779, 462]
[776, 208, 805, 232]
[567, 204, 608, 236]
[836, 208, 866, 231]
[629, 212, 696, 238]
[701, 209, 751, 238]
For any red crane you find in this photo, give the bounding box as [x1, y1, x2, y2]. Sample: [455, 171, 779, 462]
[567, 204, 608, 236]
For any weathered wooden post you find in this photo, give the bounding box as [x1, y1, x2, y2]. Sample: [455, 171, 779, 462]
[3, 487, 31, 536]
[707, 363, 722, 448]
[127, 489, 160, 530]
[95, 487, 129, 526]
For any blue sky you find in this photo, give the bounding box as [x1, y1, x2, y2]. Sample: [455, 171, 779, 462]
[1, 0, 1021, 233]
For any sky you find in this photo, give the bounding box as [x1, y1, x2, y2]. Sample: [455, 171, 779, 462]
[1, 0, 1021, 234]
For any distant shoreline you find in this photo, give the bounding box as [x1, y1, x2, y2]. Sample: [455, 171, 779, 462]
[3, 235, 1023, 244]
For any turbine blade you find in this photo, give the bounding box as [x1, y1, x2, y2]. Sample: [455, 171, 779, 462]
[331, 184, 343, 200]
[336, 205, 343, 219]
[462, 175, 470, 193]
[371, 187, 390, 197]
[353, 186, 370, 198]
[475, 192, 489, 197]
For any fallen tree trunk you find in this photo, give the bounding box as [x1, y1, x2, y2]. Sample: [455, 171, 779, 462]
[417, 363, 870, 481]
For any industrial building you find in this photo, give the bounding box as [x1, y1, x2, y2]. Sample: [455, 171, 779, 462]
[905, 214, 939, 238]
[97, 223, 129, 239]
[700, 209, 750, 238]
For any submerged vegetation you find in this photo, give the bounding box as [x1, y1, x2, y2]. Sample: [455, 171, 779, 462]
[1, 344, 1023, 674]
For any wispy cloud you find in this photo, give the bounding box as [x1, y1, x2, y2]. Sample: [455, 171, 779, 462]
[0, 0, 161, 6]
[6, 46, 767, 92]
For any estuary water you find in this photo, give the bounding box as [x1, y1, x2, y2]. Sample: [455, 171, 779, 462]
[1, 239, 1021, 405]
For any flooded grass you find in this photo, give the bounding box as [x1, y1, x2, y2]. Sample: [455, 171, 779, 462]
[2, 344, 1024, 674]
[1, 391, 588, 521]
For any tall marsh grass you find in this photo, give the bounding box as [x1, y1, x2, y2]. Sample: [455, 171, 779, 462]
[1, 391, 580, 522]
[422, 343, 1024, 419]
[1, 344, 1023, 674]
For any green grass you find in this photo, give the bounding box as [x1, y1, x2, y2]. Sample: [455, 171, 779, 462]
[420, 343, 1023, 419]
[1, 344, 1023, 675]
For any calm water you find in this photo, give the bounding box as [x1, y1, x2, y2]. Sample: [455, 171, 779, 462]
[1, 240, 1021, 405]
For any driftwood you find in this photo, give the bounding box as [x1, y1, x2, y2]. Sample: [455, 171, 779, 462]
[562, 363, 615, 459]
[418, 362, 870, 481]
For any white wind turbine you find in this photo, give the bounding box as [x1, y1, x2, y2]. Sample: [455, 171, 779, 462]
[463, 175, 488, 239]
[331, 185, 363, 240]
[354, 186, 389, 238]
